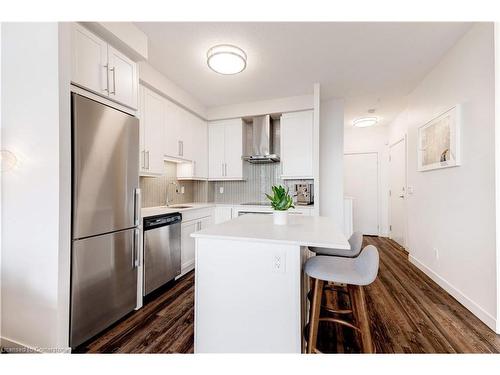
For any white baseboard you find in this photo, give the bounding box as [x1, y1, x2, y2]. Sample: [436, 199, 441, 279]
[409, 255, 497, 332]
[1, 336, 71, 353]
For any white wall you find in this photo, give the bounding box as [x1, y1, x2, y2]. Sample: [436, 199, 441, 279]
[1, 23, 71, 351]
[319, 98, 344, 225]
[206, 94, 314, 121]
[495, 22, 500, 334]
[344, 125, 390, 236]
[389, 23, 497, 330]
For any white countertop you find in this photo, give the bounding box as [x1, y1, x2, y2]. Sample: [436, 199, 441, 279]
[192, 214, 350, 249]
[141, 203, 215, 218]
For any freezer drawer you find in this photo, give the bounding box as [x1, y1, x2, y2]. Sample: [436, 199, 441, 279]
[70, 228, 139, 348]
[143, 214, 181, 296]
[72, 93, 139, 239]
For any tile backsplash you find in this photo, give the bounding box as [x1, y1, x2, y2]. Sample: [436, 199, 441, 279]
[140, 161, 194, 208]
[210, 162, 312, 204]
[141, 161, 313, 207]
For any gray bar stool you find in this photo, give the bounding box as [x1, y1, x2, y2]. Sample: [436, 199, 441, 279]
[307, 231, 364, 306]
[304, 244, 379, 353]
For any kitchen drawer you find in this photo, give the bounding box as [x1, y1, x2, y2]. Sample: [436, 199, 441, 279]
[181, 207, 214, 223]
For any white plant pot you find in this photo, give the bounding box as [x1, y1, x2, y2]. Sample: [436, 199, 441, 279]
[273, 210, 288, 225]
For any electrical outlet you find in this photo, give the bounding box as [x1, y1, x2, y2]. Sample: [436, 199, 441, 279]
[219, 186, 224, 194]
[272, 254, 285, 273]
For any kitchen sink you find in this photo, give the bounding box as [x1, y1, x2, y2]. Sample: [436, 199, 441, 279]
[168, 204, 193, 209]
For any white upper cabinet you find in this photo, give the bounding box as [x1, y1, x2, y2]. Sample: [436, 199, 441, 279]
[71, 24, 108, 95]
[208, 119, 244, 180]
[208, 122, 226, 180]
[138, 85, 165, 176]
[107, 45, 138, 110]
[164, 100, 182, 158]
[71, 23, 138, 110]
[177, 114, 208, 180]
[281, 110, 314, 179]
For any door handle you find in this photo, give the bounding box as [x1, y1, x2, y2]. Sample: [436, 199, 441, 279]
[134, 188, 141, 226]
[133, 228, 140, 268]
[110, 66, 116, 95]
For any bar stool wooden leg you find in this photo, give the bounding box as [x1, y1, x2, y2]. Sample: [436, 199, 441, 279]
[307, 278, 324, 353]
[348, 285, 374, 353]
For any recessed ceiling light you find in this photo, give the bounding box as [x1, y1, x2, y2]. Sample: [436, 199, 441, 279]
[207, 44, 247, 75]
[353, 117, 378, 128]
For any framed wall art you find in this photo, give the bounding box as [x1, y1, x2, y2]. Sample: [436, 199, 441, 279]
[417, 105, 461, 172]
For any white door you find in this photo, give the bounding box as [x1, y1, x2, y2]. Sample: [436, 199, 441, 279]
[224, 120, 243, 179]
[389, 138, 407, 247]
[107, 45, 138, 109]
[344, 153, 379, 235]
[281, 111, 314, 179]
[71, 24, 108, 95]
[208, 124, 225, 179]
[142, 87, 165, 175]
[181, 220, 198, 275]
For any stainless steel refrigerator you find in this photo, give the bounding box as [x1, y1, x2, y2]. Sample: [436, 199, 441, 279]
[70, 93, 140, 348]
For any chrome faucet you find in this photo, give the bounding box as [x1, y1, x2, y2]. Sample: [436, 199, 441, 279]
[165, 181, 179, 206]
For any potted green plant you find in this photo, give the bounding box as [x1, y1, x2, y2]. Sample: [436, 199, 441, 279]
[265, 185, 295, 225]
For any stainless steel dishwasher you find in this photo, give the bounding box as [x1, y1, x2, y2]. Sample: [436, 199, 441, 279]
[143, 213, 182, 296]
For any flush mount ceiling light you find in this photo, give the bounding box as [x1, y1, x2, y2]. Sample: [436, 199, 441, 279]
[353, 117, 378, 128]
[207, 44, 247, 75]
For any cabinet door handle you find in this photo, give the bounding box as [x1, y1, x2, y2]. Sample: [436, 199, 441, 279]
[146, 150, 150, 170]
[104, 64, 110, 93]
[224, 163, 227, 177]
[178, 140, 182, 157]
[180, 141, 184, 157]
[141, 150, 145, 169]
[110, 66, 116, 95]
[221, 163, 224, 177]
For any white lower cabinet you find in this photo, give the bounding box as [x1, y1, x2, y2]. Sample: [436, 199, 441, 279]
[214, 206, 233, 224]
[180, 220, 197, 276]
[179, 210, 214, 277]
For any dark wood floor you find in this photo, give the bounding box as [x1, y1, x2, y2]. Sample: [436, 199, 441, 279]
[77, 236, 500, 353]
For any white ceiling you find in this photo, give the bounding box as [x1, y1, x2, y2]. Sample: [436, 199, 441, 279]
[135, 22, 472, 126]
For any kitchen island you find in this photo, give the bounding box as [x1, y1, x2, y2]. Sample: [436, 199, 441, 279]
[192, 214, 349, 353]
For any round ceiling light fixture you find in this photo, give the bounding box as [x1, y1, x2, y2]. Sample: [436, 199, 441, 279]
[207, 44, 247, 75]
[352, 117, 378, 128]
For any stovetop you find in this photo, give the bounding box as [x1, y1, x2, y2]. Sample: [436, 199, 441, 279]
[240, 202, 271, 206]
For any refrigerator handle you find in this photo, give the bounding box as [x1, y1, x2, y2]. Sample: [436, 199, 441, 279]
[134, 188, 141, 226]
[133, 228, 140, 268]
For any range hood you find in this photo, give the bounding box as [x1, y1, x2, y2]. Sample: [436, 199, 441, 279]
[243, 115, 280, 163]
